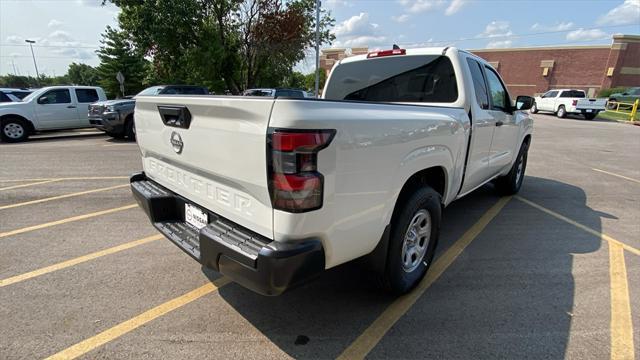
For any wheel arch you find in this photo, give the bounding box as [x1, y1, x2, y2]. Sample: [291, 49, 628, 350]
[0, 114, 35, 134]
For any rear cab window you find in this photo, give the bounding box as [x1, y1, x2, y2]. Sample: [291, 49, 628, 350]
[466, 58, 489, 109]
[75, 88, 99, 103]
[324, 55, 458, 103]
[560, 90, 585, 98]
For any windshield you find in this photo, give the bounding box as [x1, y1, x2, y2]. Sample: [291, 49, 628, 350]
[21, 89, 44, 102]
[137, 86, 165, 96]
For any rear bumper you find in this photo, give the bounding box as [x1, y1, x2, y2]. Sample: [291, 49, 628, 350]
[130, 172, 324, 296]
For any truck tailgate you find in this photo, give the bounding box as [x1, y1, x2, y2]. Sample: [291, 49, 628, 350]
[134, 95, 275, 238]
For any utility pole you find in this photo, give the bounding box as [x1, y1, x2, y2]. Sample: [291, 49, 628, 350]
[11, 59, 17, 75]
[25, 39, 40, 85]
[314, 0, 321, 98]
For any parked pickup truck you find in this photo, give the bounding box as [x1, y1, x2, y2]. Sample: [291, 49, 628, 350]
[531, 89, 603, 119]
[0, 86, 106, 142]
[130, 47, 534, 295]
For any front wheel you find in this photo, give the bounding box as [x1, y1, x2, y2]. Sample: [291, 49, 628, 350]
[494, 141, 529, 195]
[556, 105, 567, 118]
[1, 117, 30, 143]
[124, 118, 135, 140]
[381, 187, 441, 294]
[530, 103, 538, 114]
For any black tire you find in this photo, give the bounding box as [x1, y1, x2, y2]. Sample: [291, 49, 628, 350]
[556, 105, 567, 118]
[530, 102, 538, 114]
[381, 186, 441, 294]
[124, 117, 135, 140]
[1, 117, 30, 143]
[106, 130, 125, 139]
[584, 112, 597, 120]
[607, 99, 617, 110]
[494, 141, 529, 195]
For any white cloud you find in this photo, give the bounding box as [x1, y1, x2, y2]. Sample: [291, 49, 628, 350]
[530, 21, 574, 31]
[391, 14, 410, 23]
[48, 19, 64, 28]
[48, 30, 74, 42]
[324, 0, 351, 8]
[445, 0, 468, 15]
[332, 13, 389, 48]
[566, 28, 610, 41]
[598, 0, 640, 25]
[76, 0, 104, 7]
[479, 20, 513, 38]
[398, 0, 446, 14]
[5, 35, 24, 44]
[486, 40, 513, 48]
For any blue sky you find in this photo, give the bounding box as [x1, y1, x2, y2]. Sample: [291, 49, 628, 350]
[1, 0, 639, 76]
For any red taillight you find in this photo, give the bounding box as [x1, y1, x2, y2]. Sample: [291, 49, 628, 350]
[367, 49, 406, 58]
[268, 129, 335, 213]
[572, 100, 578, 106]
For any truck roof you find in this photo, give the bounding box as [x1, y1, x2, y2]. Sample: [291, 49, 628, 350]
[339, 46, 461, 65]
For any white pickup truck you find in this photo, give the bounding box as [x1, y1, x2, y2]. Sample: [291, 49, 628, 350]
[130, 47, 534, 295]
[531, 88, 605, 120]
[0, 85, 107, 142]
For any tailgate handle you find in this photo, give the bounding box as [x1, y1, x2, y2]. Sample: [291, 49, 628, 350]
[158, 105, 192, 129]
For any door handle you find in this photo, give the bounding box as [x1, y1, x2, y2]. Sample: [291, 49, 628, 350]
[496, 121, 504, 127]
[67, 105, 77, 109]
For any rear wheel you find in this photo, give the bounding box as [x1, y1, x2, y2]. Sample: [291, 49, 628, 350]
[607, 99, 617, 110]
[530, 102, 538, 114]
[494, 140, 529, 195]
[556, 105, 566, 118]
[381, 186, 441, 294]
[1, 117, 30, 143]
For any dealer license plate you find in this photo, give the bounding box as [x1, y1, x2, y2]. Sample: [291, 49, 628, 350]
[185, 203, 208, 229]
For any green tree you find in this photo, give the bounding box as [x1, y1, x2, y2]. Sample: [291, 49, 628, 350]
[110, 0, 334, 93]
[304, 70, 326, 93]
[95, 26, 148, 98]
[66, 63, 99, 85]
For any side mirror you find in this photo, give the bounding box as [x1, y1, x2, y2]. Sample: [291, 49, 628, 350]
[515, 95, 534, 111]
[38, 96, 49, 105]
[622, 92, 628, 95]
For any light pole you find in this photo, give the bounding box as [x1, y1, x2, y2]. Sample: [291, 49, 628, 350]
[314, 0, 320, 98]
[25, 39, 40, 84]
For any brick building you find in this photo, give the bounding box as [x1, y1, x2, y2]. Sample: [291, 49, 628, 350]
[319, 34, 640, 97]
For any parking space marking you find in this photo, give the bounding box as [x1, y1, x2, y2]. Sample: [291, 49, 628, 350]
[609, 243, 635, 360]
[0, 176, 128, 183]
[0, 204, 137, 238]
[593, 168, 640, 185]
[0, 184, 129, 211]
[0, 234, 162, 288]
[0, 179, 61, 191]
[337, 196, 512, 360]
[102, 143, 138, 147]
[515, 196, 640, 256]
[45, 278, 231, 360]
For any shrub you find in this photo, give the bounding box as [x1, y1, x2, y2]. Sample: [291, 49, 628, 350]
[598, 87, 627, 98]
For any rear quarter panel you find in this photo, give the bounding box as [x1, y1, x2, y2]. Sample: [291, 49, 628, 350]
[269, 99, 468, 268]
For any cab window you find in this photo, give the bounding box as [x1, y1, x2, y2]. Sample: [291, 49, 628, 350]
[466, 58, 489, 109]
[75, 89, 99, 103]
[484, 66, 509, 112]
[38, 89, 71, 104]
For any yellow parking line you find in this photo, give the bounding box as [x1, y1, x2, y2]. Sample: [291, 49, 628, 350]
[0, 176, 129, 183]
[337, 196, 512, 359]
[45, 278, 231, 360]
[515, 196, 640, 256]
[0, 179, 61, 191]
[593, 168, 640, 185]
[609, 243, 635, 360]
[0, 204, 138, 238]
[0, 234, 162, 288]
[0, 184, 129, 211]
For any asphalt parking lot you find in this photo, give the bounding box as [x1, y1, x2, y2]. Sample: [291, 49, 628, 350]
[1, 114, 638, 359]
